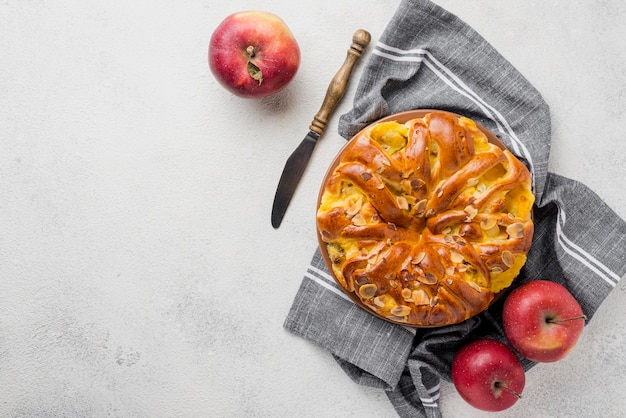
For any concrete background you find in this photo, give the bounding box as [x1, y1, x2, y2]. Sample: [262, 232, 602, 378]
[1, 0, 625, 417]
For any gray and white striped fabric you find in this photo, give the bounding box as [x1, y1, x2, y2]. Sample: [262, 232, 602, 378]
[283, 1, 626, 417]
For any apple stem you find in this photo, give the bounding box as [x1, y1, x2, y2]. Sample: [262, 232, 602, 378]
[547, 314, 588, 324]
[495, 382, 522, 399]
[246, 45, 255, 59]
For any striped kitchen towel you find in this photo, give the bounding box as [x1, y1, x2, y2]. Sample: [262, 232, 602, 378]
[283, 1, 626, 417]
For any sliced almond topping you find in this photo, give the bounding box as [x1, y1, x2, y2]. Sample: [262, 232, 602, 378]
[388, 222, 397, 231]
[415, 199, 428, 216]
[450, 250, 464, 264]
[410, 178, 426, 191]
[506, 222, 525, 239]
[480, 217, 497, 230]
[388, 279, 398, 289]
[442, 226, 452, 235]
[429, 296, 440, 307]
[382, 158, 391, 167]
[464, 205, 478, 220]
[397, 196, 409, 210]
[352, 213, 367, 226]
[467, 177, 479, 187]
[373, 296, 385, 308]
[418, 272, 438, 285]
[355, 275, 371, 286]
[360, 172, 373, 181]
[412, 251, 426, 265]
[453, 235, 466, 244]
[485, 224, 501, 237]
[377, 183, 385, 190]
[401, 288, 413, 300]
[345, 198, 363, 217]
[446, 278, 453, 285]
[437, 188, 444, 198]
[467, 281, 482, 292]
[444, 235, 455, 244]
[477, 183, 487, 193]
[376, 166, 385, 175]
[412, 289, 430, 305]
[491, 266, 504, 274]
[502, 250, 515, 267]
[507, 213, 516, 221]
[445, 266, 455, 276]
[388, 315, 408, 323]
[358, 283, 377, 299]
[391, 305, 411, 316]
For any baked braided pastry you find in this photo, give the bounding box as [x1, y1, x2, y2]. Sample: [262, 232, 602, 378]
[317, 111, 534, 326]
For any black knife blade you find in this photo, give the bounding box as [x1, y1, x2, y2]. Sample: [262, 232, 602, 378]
[270, 29, 371, 228]
[271, 131, 319, 228]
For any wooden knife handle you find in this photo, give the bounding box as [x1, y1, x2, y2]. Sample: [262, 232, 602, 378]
[309, 29, 371, 136]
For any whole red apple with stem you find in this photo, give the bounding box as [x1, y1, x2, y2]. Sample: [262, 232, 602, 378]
[452, 339, 525, 412]
[502, 280, 587, 363]
[209, 11, 300, 98]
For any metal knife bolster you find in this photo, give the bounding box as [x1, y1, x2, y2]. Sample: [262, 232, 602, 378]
[270, 131, 320, 228]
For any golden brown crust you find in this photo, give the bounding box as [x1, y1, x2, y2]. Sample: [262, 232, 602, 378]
[317, 111, 535, 327]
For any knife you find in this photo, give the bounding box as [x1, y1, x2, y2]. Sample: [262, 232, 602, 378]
[271, 29, 371, 229]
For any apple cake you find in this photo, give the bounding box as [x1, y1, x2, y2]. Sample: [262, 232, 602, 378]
[316, 111, 534, 326]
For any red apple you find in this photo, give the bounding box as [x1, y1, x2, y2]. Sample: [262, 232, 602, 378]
[452, 339, 525, 412]
[502, 280, 586, 363]
[208, 11, 300, 98]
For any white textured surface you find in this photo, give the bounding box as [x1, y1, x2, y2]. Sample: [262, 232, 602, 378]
[1, 1, 625, 417]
